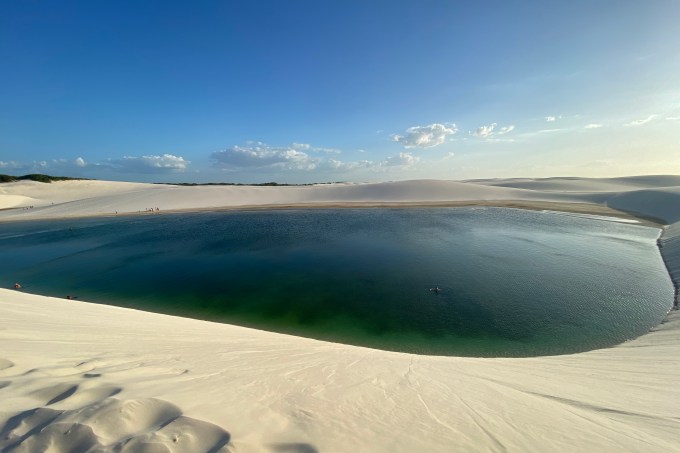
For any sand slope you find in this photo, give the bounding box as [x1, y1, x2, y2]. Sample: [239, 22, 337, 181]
[1, 176, 680, 452]
[470, 175, 680, 193]
[1, 291, 678, 452]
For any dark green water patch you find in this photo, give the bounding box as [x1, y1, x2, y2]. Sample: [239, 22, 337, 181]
[0, 208, 673, 357]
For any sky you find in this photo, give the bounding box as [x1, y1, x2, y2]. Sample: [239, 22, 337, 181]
[1, 0, 679, 183]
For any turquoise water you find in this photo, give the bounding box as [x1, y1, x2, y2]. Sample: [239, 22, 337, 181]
[0, 208, 673, 357]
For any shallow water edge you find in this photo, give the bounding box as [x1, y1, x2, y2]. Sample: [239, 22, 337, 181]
[658, 221, 680, 309]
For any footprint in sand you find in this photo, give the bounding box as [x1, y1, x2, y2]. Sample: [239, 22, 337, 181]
[30, 382, 79, 406]
[270, 443, 320, 453]
[0, 358, 15, 371]
[29, 381, 123, 409]
[0, 362, 232, 453]
[0, 397, 231, 453]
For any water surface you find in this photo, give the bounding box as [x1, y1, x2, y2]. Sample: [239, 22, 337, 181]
[0, 208, 673, 357]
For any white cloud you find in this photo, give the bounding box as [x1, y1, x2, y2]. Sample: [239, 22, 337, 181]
[545, 115, 563, 122]
[327, 152, 419, 172]
[484, 138, 516, 143]
[291, 142, 340, 154]
[585, 123, 603, 129]
[327, 159, 373, 171]
[392, 123, 458, 148]
[625, 114, 658, 126]
[666, 116, 680, 121]
[471, 123, 497, 138]
[0, 160, 22, 169]
[515, 128, 563, 139]
[471, 123, 515, 138]
[104, 154, 190, 173]
[381, 152, 419, 167]
[212, 144, 318, 170]
[312, 147, 341, 155]
[3, 155, 189, 175]
[0, 158, 92, 173]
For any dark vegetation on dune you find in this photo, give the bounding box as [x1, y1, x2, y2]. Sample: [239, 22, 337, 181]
[157, 181, 344, 186]
[0, 174, 343, 186]
[0, 174, 88, 183]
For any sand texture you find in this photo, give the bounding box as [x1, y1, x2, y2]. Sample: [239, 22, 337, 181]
[1, 176, 679, 452]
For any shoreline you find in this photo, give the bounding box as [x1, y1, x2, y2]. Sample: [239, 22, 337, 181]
[658, 222, 680, 309]
[0, 199, 664, 227]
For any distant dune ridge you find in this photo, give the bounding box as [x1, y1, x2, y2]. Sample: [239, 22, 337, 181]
[1, 175, 679, 223]
[1, 176, 679, 452]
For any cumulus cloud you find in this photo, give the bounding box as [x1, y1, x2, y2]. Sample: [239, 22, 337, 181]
[497, 125, 515, 135]
[104, 154, 190, 173]
[2, 154, 189, 175]
[392, 123, 458, 148]
[323, 153, 420, 171]
[210, 141, 402, 175]
[585, 123, 603, 129]
[625, 115, 657, 126]
[545, 115, 563, 122]
[212, 144, 318, 170]
[381, 152, 419, 167]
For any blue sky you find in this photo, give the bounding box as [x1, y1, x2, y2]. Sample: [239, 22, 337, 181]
[1, 1, 679, 183]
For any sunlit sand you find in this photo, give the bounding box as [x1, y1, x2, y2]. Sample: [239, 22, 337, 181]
[1, 176, 679, 452]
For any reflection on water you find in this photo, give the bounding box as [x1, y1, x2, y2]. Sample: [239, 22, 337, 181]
[0, 208, 673, 357]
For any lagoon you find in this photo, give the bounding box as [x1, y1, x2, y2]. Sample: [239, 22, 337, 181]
[0, 207, 673, 357]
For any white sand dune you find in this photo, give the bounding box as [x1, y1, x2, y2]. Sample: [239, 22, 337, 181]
[470, 174, 680, 193]
[0, 178, 601, 222]
[1, 176, 680, 452]
[598, 187, 680, 224]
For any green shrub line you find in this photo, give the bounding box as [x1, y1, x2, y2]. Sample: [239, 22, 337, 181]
[0, 174, 88, 183]
[0, 173, 344, 185]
